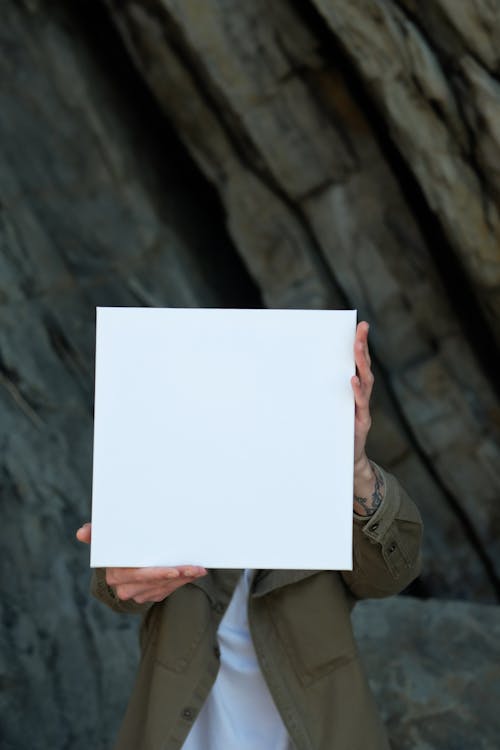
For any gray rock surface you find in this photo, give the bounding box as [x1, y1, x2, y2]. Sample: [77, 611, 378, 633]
[107, 0, 500, 600]
[313, 0, 500, 323]
[353, 596, 500, 750]
[2, 1, 500, 748]
[0, 2, 256, 748]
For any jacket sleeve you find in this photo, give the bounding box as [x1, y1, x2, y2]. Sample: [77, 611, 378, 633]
[341, 464, 423, 599]
[91, 567, 154, 615]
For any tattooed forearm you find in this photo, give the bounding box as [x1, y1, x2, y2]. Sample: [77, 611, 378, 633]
[354, 464, 385, 517]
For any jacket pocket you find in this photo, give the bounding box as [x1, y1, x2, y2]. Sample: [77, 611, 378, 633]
[153, 585, 211, 674]
[266, 572, 358, 686]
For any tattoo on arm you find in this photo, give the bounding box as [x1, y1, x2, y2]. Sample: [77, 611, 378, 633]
[355, 464, 385, 517]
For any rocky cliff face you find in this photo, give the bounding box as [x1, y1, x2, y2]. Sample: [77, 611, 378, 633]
[0, 2, 257, 748]
[105, 0, 500, 603]
[353, 596, 500, 750]
[1, 1, 499, 748]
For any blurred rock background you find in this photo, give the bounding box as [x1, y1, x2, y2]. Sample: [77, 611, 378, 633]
[1, 0, 499, 747]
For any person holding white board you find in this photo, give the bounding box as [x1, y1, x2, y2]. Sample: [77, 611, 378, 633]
[77, 320, 422, 750]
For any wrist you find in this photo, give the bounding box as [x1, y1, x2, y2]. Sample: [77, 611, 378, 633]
[353, 457, 385, 517]
[353, 453, 374, 487]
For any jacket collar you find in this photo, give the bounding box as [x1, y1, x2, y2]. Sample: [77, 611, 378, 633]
[190, 568, 321, 603]
[190, 569, 241, 605]
[251, 569, 321, 597]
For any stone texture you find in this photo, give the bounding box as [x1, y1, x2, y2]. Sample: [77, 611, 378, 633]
[106, 0, 500, 600]
[313, 0, 500, 322]
[3, 1, 500, 748]
[0, 2, 257, 748]
[353, 596, 500, 750]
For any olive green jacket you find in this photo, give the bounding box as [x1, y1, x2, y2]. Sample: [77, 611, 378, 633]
[92, 468, 423, 750]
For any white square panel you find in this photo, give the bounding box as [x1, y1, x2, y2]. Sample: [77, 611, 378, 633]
[90, 307, 356, 569]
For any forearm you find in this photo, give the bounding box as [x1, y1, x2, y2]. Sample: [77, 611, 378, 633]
[353, 455, 385, 517]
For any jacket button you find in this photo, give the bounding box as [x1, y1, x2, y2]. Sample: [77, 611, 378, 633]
[214, 645, 221, 659]
[387, 541, 397, 554]
[181, 707, 195, 721]
[369, 522, 379, 532]
[213, 601, 225, 614]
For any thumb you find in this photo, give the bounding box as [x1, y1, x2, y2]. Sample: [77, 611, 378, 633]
[76, 522, 92, 544]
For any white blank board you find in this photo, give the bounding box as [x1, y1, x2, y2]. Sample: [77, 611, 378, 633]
[90, 307, 356, 569]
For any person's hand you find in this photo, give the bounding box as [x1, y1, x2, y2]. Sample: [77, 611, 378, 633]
[76, 523, 207, 604]
[350, 321, 384, 515]
[351, 321, 374, 469]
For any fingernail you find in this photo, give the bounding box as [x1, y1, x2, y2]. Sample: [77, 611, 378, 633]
[186, 567, 206, 578]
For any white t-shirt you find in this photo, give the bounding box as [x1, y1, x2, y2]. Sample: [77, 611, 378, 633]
[182, 569, 292, 750]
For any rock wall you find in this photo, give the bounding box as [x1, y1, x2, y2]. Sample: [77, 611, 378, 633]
[2, 1, 500, 748]
[0, 2, 258, 748]
[105, 0, 500, 601]
[353, 596, 500, 750]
